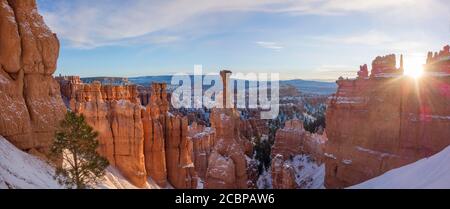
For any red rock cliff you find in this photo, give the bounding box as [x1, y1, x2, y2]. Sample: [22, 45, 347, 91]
[58, 79, 199, 188]
[58, 70, 259, 189]
[165, 115, 198, 189]
[65, 81, 147, 187]
[325, 47, 450, 188]
[142, 83, 168, 187]
[0, 0, 66, 153]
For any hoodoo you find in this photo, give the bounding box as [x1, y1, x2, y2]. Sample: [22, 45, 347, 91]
[57, 78, 200, 188]
[204, 70, 251, 189]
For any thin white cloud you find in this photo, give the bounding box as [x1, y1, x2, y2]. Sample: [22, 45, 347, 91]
[38, 0, 449, 49]
[256, 42, 284, 51]
[313, 30, 433, 55]
[316, 30, 393, 46]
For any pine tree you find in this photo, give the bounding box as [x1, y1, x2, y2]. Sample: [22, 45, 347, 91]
[50, 111, 109, 189]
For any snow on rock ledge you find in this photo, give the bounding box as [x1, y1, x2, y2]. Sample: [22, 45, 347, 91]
[350, 146, 450, 189]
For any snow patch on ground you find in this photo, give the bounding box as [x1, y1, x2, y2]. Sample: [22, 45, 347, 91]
[0, 136, 62, 189]
[197, 178, 204, 189]
[291, 155, 325, 189]
[0, 136, 159, 189]
[257, 170, 273, 189]
[257, 155, 325, 189]
[96, 167, 160, 189]
[351, 146, 450, 189]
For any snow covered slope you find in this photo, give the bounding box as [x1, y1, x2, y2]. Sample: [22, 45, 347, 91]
[351, 146, 450, 189]
[98, 167, 160, 189]
[291, 155, 325, 189]
[257, 155, 325, 189]
[0, 136, 62, 189]
[0, 136, 159, 189]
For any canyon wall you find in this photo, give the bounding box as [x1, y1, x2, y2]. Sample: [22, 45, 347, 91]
[58, 70, 257, 189]
[58, 79, 198, 188]
[325, 46, 450, 188]
[0, 0, 66, 153]
[61, 80, 147, 187]
[164, 115, 198, 189]
[142, 83, 167, 187]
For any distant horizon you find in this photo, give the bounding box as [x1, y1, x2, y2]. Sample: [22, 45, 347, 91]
[70, 73, 340, 83]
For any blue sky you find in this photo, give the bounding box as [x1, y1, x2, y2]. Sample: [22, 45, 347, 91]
[37, 0, 449, 81]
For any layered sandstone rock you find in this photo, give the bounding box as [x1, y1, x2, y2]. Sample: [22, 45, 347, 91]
[165, 115, 198, 189]
[240, 118, 266, 141]
[142, 106, 167, 187]
[270, 119, 326, 189]
[189, 123, 216, 179]
[0, 0, 66, 153]
[58, 79, 200, 188]
[271, 154, 297, 189]
[153, 82, 199, 189]
[370, 54, 403, 77]
[142, 83, 168, 187]
[271, 120, 326, 161]
[325, 48, 450, 188]
[358, 64, 369, 79]
[204, 71, 250, 189]
[206, 149, 247, 189]
[65, 81, 147, 187]
[58, 70, 260, 189]
[426, 45, 450, 73]
[271, 120, 306, 159]
[189, 110, 260, 189]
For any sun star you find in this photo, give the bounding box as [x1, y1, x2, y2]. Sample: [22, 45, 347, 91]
[403, 56, 425, 79]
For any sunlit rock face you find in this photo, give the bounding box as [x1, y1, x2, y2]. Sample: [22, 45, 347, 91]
[370, 54, 403, 77]
[142, 109, 167, 187]
[202, 70, 252, 189]
[0, 0, 66, 153]
[325, 48, 450, 188]
[165, 115, 198, 189]
[61, 81, 148, 187]
[57, 69, 275, 189]
[58, 79, 199, 188]
[142, 84, 168, 187]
